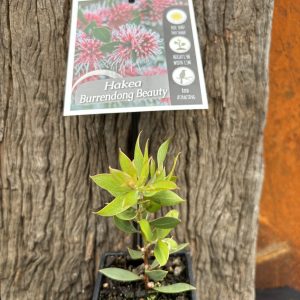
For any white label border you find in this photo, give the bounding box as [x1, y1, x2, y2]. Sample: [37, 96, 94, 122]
[63, 0, 208, 116]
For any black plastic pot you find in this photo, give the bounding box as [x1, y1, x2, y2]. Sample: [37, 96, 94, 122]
[92, 251, 196, 300]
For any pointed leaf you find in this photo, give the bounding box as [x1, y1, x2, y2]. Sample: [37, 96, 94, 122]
[145, 270, 168, 282]
[148, 191, 185, 206]
[114, 216, 137, 234]
[117, 207, 137, 220]
[146, 181, 177, 192]
[139, 219, 153, 242]
[90, 174, 130, 196]
[84, 21, 97, 35]
[166, 153, 180, 180]
[145, 201, 161, 213]
[170, 243, 189, 254]
[94, 191, 138, 216]
[123, 191, 139, 207]
[138, 159, 149, 186]
[150, 259, 160, 270]
[78, 9, 88, 25]
[143, 139, 149, 164]
[156, 168, 167, 181]
[154, 240, 169, 266]
[151, 217, 180, 229]
[93, 27, 111, 43]
[163, 238, 178, 250]
[162, 238, 189, 254]
[150, 158, 156, 177]
[154, 283, 196, 294]
[134, 133, 144, 176]
[100, 268, 142, 282]
[165, 210, 179, 219]
[155, 210, 179, 239]
[128, 248, 143, 260]
[119, 149, 137, 177]
[157, 139, 170, 169]
[101, 41, 122, 54]
[109, 167, 135, 187]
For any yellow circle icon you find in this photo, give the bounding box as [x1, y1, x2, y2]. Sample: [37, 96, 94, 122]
[166, 9, 187, 25]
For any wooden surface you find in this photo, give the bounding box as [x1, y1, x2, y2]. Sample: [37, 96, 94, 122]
[256, 0, 300, 290]
[0, 1, 274, 299]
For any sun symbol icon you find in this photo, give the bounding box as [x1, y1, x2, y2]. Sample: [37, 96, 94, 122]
[166, 9, 187, 25]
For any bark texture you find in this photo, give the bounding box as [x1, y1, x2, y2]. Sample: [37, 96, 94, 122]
[0, 0, 274, 299]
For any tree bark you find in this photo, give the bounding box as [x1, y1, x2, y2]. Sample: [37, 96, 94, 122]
[0, 1, 274, 300]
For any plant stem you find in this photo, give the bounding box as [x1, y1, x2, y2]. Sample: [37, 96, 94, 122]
[136, 202, 150, 289]
[143, 246, 150, 288]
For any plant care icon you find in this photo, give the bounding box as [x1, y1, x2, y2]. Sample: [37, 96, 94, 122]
[169, 36, 191, 53]
[172, 67, 195, 86]
[166, 8, 187, 25]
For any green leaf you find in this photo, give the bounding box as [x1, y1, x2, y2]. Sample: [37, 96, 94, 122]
[139, 219, 153, 242]
[132, 10, 140, 18]
[119, 149, 137, 177]
[170, 243, 189, 254]
[146, 181, 177, 192]
[90, 174, 131, 196]
[114, 216, 137, 234]
[93, 27, 111, 43]
[145, 201, 161, 213]
[134, 133, 144, 176]
[163, 238, 178, 250]
[143, 139, 149, 163]
[170, 176, 177, 182]
[84, 21, 97, 34]
[166, 209, 179, 218]
[128, 248, 143, 260]
[157, 139, 170, 169]
[138, 160, 149, 186]
[154, 240, 169, 266]
[162, 238, 188, 253]
[153, 283, 196, 294]
[150, 259, 160, 270]
[155, 210, 179, 239]
[150, 158, 156, 178]
[151, 217, 180, 229]
[100, 268, 142, 282]
[122, 191, 139, 208]
[131, 16, 141, 25]
[94, 191, 138, 216]
[145, 270, 168, 282]
[156, 168, 166, 181]
[166, 153, 180, 180]
[109, 167, 133, 186]
[148, 191, 185, 206]
[117, 207, 136, 220]
[78, 9, 88, 25]
[155, 229, 170, 240]
[101, 41, 121, 54]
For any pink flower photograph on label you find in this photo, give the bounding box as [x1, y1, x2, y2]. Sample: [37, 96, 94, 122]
[64, 0, 208, 115]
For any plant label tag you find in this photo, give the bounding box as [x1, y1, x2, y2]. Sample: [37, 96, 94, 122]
[64, 0, 208, 116]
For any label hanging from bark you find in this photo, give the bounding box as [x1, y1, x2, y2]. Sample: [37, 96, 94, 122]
[64, 0, 208, 116]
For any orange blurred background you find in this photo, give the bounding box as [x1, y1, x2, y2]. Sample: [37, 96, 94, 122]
[256, 0, 300, 290]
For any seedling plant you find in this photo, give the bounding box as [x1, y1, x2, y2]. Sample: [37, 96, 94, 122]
[91, 135, 196, 297]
